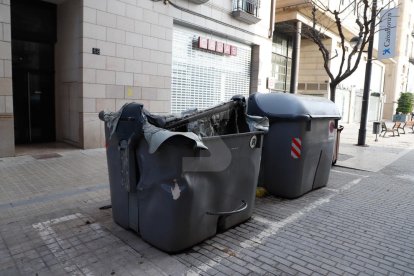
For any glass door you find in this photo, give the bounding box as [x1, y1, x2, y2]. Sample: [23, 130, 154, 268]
[27, 72, 55, 142]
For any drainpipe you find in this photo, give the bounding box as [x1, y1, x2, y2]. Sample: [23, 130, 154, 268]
[290, 21, 302, 94]
[268, 0, 276, 38]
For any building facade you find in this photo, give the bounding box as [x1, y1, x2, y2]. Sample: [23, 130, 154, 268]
[274, 0, 414, 123]
[274, 0, 395, 124]
[0, 0, 275, 157]
[1, 0, 411, 158]
[382, 0, 414, 120]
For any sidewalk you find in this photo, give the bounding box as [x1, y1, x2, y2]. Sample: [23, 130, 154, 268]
[336, 122, 414, 172]
[0, 126, 414, 275]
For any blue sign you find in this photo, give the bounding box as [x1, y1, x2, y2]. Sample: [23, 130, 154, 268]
[378, 8, 398, 60]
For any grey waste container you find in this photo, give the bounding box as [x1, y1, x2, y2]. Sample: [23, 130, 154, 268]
[100, 97, 264, 253]
[373, 121, 381, 141]
[332, 125, 344, 165]
[247, 92, 341, 198]
[373, 122, 381, 134]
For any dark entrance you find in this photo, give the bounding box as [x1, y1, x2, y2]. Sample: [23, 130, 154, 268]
[11, 0, 57, 144]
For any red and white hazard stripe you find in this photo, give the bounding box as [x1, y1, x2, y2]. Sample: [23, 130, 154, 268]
[291, 138, 302, 159]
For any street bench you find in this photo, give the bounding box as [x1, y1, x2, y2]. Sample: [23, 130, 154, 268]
[398, 120, 414, 134]
[381, 122, 400, 137]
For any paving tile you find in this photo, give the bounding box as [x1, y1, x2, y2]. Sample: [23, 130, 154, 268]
[1, 145, 414, 275]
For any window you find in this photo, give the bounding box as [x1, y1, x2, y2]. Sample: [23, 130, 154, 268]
[171, 25, 251, 113]
[271, 34, 292, 92]
[233, 0, 259, 17]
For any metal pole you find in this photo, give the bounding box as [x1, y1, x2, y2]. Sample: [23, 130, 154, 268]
[290, 21, 302, 94]
[357, 0, 377, 146]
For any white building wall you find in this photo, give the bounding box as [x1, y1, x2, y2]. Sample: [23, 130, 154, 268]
[407, 63, 414, 92]
[383, 0, 414, 119]
[277, 0, 391, 123]
[0, 0, 14, 157]
[298, 39, 333, 98]
[297, 33, 384, 123]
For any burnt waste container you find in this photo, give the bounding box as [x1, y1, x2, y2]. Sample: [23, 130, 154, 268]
[247, 92, 341, 198]
[99, 96, 266, 253]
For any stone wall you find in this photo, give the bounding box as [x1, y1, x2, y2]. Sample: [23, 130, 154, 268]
[55, 0, 83, 147]
[0, 0, 14, 157]
[80, 0, 273, 148]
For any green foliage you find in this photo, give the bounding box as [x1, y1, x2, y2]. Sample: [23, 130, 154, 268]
[396, 92, 414, 114]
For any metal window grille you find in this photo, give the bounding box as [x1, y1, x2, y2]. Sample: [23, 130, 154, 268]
[171, 25, 251, 113]
[271, 35, 292, 93]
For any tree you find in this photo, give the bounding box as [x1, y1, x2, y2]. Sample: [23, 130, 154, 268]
[396, 92, 414, 114]
[297, 0, 396, 102]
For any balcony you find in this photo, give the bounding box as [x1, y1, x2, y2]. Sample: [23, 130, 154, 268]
[232, 0, 261, 25]
[276, 0, 311, 9]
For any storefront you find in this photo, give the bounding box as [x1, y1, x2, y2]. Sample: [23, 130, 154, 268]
[171, 25, 252, 113]
[0, 0, 274, 157]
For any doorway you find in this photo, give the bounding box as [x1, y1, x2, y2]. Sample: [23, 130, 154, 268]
[11, 0, 57, 144]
